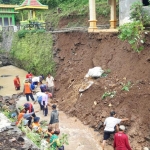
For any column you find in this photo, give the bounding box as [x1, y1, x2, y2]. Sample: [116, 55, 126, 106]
[12, 15, 15, 25]
[88, 0, 97, 31]
[110, 0, 117, 29]
[32, 10, 36, 19]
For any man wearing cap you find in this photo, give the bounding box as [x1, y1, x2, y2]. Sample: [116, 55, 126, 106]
[23, 79, 35, 102]
[16, 106, 38, 126]
[13, 75, 20, 90]
[49, 104, 59, 131]
[114, 125, 132, 150]
[102, 111, 129, 150]
[24, 103, 36, 117]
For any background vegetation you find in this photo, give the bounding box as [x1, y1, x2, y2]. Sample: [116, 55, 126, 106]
[10, 32, 55, 76]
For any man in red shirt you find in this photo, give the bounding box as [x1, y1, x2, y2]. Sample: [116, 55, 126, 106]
[26, 72, 33, 79]
[114, 125, 132, 150]
[13, 75, 20, 90]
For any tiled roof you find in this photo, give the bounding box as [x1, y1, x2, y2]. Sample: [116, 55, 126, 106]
[21, 0, 45, 7]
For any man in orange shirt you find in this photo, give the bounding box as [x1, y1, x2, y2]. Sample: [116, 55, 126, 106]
[13, 75, 20, 90]
[23, 79, 35, 102]
[16, 106, 37, 126]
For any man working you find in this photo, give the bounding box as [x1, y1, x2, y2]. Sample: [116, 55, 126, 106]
[102, 111, 129, 150]
[24, 102, 36, 117]
[46, 73, 55, 98]
[114, 125, 132, 150]
[49, 104, 59, 131]
[13, 75, 20, 90]
[23, 79, 35, 102]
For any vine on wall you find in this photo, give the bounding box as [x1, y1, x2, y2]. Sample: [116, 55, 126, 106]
[10, 32, 55, 77]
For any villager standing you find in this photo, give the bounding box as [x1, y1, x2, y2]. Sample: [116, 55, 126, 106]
[114, 125, 132, 150]
[46, 73, 55, 98]
[41, 89, 52, 116]
[49, 104, 59, 131]
[26, 72, 33, 79]
[102, 111, 129, 150]
[23, 79, 35, 102]
[40, 81, 47, 92]
[13, 75, 20, 90]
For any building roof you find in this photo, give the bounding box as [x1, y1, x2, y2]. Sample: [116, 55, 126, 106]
[15, 0, 48, 10]
[0, 4, 18, 8]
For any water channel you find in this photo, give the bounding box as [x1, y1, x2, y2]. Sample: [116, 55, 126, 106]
[0, 65, 113, 150]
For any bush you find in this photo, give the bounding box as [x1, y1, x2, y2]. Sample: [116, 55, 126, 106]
[11, 32, 55, 76]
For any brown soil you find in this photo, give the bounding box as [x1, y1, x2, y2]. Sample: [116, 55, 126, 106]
[54, 31, 150, 149]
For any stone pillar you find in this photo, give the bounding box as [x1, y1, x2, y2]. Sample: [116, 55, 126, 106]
[88, 0, 97, 31]
[32, 10, 36, 19]
[110, 0, 117, 29]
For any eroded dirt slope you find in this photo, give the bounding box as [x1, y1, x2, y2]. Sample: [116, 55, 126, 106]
[54, 31, 150, 149]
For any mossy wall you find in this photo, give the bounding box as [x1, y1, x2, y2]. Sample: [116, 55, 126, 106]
[10, 32, 55, 77]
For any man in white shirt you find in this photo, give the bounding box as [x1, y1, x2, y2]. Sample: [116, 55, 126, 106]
[102, 111, 129, 150]
[46, 74, 55, 98]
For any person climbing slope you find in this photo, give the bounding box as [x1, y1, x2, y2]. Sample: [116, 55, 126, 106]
[102, 111, 129, 150]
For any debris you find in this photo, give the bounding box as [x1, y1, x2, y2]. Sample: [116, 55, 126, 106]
[79, 80, 94, 93]
[85, 67, 104, 78]
[94, 101, 97, 105]
[108, 103, 112, 107]
[9, 137, 16, 142]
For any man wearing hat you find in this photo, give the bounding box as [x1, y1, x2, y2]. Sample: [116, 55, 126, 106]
[24, 102, 36, 117]
[102, 111, 129, 150]
[49, 104, 59, 131]
[13, 75, 20, 90]
[114, 125, 132, 150]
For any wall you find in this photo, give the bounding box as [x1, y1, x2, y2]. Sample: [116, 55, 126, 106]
[1, 26, 17, 51]
[119, 0, 140, 25]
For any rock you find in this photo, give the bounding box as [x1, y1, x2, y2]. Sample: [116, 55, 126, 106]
[11, 94, 18, 99]
[8, 99, 16, 105]
[11, 122, 16, 126]
[9, 137, 16, 142]
[3, 96, 11, 101]
[143, 147, 149, 150]
[17, 136, 24, 142]
[0, 61, 2, 67]
[145, 135, 150, 141]
[6, 126, 14, 130]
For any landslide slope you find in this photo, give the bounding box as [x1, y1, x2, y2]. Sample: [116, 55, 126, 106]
[54, 31, 150, 149]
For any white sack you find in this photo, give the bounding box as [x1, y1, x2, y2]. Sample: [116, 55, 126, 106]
[85, 67, 104, 78]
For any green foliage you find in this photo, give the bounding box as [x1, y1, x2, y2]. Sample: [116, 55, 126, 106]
[18, 29, 45, 38]
[2, 110, 16, 122]
[130, 2, 150, 26]
[21, 126, 41, 147]
[10, 32, 55, 77]
[50, 133, 69, 150]
[121, 81, 131, 91]
[118, 21, 145, 53]
[101, 69, 111, 77]
[102, 91, 116, 100]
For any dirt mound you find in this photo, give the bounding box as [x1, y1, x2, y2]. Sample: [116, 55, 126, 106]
[54, 31, 150, 149]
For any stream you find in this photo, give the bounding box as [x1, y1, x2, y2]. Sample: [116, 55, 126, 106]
[0, 65, 113, 150]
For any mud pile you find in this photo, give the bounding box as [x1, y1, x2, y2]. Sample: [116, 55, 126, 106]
[54, 31, 150, 149]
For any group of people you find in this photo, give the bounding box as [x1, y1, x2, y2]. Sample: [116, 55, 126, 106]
[102, 111, 132, 150]
[16, 102, 62, 149]
[14, 72, 63, 150]
[14, 72, 132, 150]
